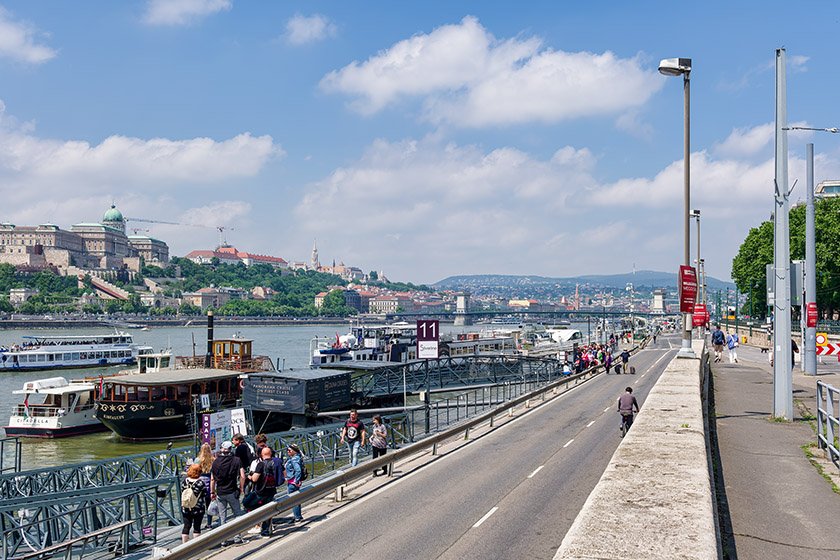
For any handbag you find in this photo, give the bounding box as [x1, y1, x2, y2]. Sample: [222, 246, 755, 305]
[206, 499, 220, 517]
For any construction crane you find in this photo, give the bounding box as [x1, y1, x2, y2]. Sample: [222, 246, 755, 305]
[216, 226, 235, 248]
[130, 228, 150, 235]
[124, 216, 235, 248]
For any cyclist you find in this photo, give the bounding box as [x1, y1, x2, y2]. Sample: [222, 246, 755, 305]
[618, 386, 639, 436]
[619, 349, 630, 374]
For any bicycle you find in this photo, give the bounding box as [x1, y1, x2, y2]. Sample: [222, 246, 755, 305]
[619, 412, 634, 438]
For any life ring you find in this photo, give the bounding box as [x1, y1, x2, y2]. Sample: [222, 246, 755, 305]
[239, 379, 245, 390]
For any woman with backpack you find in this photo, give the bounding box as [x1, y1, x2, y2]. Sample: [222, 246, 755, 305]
[192, 444, 215, 529]
[285, 444, 304, 523]
[181, 463, 207, 543]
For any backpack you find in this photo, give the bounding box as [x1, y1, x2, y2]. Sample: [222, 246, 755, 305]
[261, 458, 276, 487]
[299, 457, 308, 482]
[713, 331, 725, 345]
[181, 480, 199, 509]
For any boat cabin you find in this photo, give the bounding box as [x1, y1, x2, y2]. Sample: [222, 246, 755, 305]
[12, 377, 97, 418]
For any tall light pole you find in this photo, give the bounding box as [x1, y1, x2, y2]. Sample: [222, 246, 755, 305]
[659, 57, 695, 358]
[773, 47, 793, 420]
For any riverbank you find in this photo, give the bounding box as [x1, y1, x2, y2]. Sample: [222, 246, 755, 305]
[0, 316, 362, 329]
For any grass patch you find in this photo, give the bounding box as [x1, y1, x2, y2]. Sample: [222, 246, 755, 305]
[802, 443, 840, 494]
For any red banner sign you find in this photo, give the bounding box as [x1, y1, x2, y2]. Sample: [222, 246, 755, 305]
[679, 265, 698, 313]
[807, 302, 818, 328]
[692, 303, 708, 327]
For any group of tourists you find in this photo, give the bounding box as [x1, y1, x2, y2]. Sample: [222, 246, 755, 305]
[180, 410, 391, 544]
[180, 433, 305, 543]
[570, 341, 620, 374]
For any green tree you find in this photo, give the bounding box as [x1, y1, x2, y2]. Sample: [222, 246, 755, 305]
[732, 196, 840, 319]
[368, 270, 378, 280]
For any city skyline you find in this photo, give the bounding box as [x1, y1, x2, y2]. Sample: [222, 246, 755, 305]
[0, 2, 837, 285]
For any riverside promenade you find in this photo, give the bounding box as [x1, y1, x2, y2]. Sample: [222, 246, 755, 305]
[712, 343, 840, 559]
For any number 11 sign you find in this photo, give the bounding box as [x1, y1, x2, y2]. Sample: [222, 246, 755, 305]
[417, 320, 439, 359]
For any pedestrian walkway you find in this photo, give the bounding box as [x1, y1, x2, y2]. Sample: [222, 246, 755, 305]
[712, 343, 840, 559]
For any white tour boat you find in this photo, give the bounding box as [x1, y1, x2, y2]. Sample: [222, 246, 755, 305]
[4, 377, 106, 438]
[0, 331, 151, 372]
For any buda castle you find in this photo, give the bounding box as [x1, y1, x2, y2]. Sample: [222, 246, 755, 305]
[0, 205, 169, 276]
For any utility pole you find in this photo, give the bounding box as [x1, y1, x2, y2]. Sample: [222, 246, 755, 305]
[805, 143, 816, 376]
[773, 47, 793, 419]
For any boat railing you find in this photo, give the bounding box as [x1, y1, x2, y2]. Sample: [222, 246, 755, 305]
[12, 401, 95, 417]
[174, 355, 275, 372]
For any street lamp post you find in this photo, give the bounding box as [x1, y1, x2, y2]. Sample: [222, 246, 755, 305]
[660, 57, 696, 358]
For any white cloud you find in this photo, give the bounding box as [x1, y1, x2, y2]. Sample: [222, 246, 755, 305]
[285, 13, 336, 45]
[320, 16, 662, 127]
[143, 0, 232, 26]
[0, 7, 57, 64]
[0, 100, 283, 225]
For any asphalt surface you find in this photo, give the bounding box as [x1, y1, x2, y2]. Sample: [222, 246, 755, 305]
[196, 341, 676, 560]
[712, 341, 840, 559]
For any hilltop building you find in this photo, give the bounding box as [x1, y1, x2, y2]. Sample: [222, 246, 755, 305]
[0, 204, 169, 275]
[183, 246, 288, 269]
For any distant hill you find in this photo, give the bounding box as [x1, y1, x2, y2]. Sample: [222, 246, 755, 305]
[433, 270, 734, 291]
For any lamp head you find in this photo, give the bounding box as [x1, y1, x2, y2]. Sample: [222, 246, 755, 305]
[658, 58, 692, 76]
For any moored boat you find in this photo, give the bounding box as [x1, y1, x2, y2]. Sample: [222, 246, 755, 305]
[4, 377, 107, 438]
[0, 331, 151, 372]
[94, 336, 272, 441]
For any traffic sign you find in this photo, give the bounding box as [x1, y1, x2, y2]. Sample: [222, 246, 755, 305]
[416, 320, 439, 359]
[807, 303, 818, 328]
[816, 333, 828, 346]
[816, 343, 840, 356]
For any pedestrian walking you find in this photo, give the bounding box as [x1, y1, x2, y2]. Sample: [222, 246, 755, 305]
[285, 444, 304, 522]
[712, 325, 725, 362]
[620, 349, 630, 374]
[192, 443, 215, 529]
[726, 331, 739, 363]
[233, 434, 254, 471]
[340, 409, 366, 467]
[210, 441, 245, 544]
[370, 414, 388, 476]
[181, 463, 207, 543]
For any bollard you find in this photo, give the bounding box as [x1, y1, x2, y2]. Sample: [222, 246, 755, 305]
[465, 427, 470, 440]
[508, 407, 514, 417]
[335, 484, 345, 502]
[525, 399, 531, 408]
[386, 462, 393, 477]
[432, 442, 438, 456]
[490, 414, 494, 427]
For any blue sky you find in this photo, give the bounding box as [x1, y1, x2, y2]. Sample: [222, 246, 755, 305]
[0, 1, 838, 285]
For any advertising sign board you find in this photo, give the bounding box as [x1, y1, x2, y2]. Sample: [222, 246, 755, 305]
[679, 265, 698, 313]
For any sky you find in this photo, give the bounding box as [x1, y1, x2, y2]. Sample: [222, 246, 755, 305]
[0, 1, 838, 286]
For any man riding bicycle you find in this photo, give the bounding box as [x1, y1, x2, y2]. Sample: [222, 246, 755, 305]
[618, 386, 639, 436]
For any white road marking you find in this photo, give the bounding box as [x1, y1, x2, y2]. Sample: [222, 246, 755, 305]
[604, 406, 610, 413]
[528, 466, 544, 478]
[563, 439, 574, 448]
[473, 507, 498, 528]
[586, 420, 595, 428]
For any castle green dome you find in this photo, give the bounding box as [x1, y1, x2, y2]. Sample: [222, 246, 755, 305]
[103, 205, 124, 223]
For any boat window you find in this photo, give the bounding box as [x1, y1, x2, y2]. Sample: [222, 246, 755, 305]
[126, 386, 137, 401]
[161, 356, 170, 368]
[37, 354, 46, 362]
[190, 383, 201, 395]
[72, 353, 79, 360]
[206, 380, 217, 394]
[232, 343, 240, 356]
[48, 354, 54, 361]
[114, 384, 125, 400]
[165, 386, 176, 399]
[177, 385, 188, 399]
[64, 353, 71, 360]
[137, 387, 149, 401]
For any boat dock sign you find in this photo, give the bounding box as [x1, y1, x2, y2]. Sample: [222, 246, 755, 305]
[417, 320, 439, 359]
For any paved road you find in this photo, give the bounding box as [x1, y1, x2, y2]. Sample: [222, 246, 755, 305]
[208, 338, 678, 560]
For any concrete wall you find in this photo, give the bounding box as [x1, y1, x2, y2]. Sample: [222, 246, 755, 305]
[554, 340, 717, 560]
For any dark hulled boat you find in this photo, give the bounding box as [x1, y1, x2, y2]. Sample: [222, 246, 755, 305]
[94, 336, 272, 441]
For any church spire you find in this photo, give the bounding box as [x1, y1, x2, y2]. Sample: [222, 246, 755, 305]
[311, 239, 320, 269]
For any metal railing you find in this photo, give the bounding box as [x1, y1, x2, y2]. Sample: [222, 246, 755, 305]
[0, 439, 20, 475]
[817, 380, 840, 469]
[0, 479, 168, 560]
